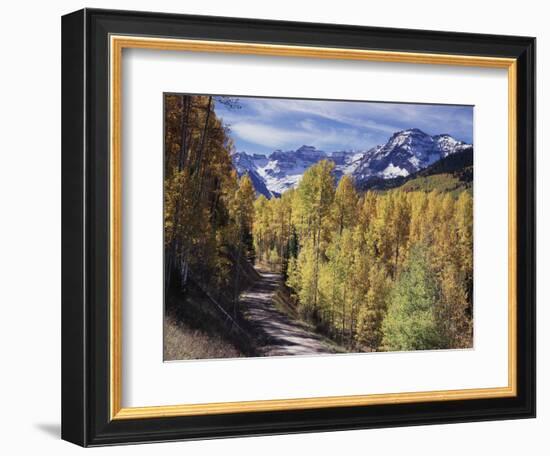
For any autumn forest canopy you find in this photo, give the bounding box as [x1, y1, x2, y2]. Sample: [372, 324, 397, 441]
[164, 94, 473, 359]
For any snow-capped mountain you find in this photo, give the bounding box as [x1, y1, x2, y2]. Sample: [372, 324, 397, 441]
[353, 128, 472, 181]
[231, 152, 272, 198]
[232, 146, 363, 197]
[231, 128, 472, 197]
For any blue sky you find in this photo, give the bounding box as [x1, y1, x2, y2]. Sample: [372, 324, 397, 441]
[214, 96, 473, 156]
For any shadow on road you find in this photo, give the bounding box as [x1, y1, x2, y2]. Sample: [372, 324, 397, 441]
[241, 268, 341, 356]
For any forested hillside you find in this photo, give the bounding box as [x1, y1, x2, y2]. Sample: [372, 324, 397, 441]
[253, 163, 473, 351]
[164, 94, 258, 359]
[359, 148, 473, 195]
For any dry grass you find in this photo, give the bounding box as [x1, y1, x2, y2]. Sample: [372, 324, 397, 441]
[163, 314, 243, 361]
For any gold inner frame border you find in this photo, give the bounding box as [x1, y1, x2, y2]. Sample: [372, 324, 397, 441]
[109, 35, 517, 420]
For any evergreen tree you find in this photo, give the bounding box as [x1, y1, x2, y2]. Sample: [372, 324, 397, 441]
[382, 245, 443, 351]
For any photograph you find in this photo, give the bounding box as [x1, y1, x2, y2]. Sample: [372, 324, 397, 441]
[163, 94, 474, 361]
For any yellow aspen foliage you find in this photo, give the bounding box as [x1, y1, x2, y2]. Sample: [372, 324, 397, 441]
[284, 185, 473, 350]
[437, 264, 473, 348]
[455, 191, 474, 287]
[355, 264, 391, 350]
[332, 175, 358, 235]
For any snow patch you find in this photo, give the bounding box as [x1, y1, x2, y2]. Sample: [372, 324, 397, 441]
[231, 131, 471, 196]
[381, 163, 409, 178]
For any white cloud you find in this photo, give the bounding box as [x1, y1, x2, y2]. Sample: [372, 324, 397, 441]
[217, 96, 473, 154]
[231, 120, 371, 151]
[231, 122, 316, 148]
[248, 98, 400, 134]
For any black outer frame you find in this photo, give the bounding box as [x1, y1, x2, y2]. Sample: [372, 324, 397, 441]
[61, 8, 536, 447]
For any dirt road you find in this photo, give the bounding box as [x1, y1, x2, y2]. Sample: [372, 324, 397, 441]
[241, 268, 341, 356]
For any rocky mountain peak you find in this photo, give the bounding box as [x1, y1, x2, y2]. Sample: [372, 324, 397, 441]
[231, 130, 471, 197]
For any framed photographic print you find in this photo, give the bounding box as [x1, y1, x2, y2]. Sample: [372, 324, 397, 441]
[61, 8, 536, 446]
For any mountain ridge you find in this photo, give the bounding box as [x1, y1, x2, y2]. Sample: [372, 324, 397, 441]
[231, 128, 472, 198]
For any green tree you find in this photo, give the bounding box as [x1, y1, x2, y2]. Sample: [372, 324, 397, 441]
[382, 245, 443, 351]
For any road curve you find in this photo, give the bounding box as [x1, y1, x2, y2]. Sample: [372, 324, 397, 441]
[241, 268, 340, 356]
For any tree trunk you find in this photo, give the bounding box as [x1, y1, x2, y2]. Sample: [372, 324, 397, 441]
[166, 97, 190, 293]
[193, 96, 213, 203]
[164, 244, 174, 296]
[233, 221, 243, 320]
[394, 232, 400, 277]
[342, 288, 347, 342]
[312, 188, 323, 312]
[178, 95, 190, 171]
